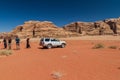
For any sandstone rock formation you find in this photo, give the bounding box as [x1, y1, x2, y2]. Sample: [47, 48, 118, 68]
[9, 17, 120, 38]
[104, 18, 120, 34]
[63, 22, 95, 35]
[0, 33, 6, 39]
[11, 21, 80, 38]
[63, 17, 120, 35]
[0, 32, 16, 39]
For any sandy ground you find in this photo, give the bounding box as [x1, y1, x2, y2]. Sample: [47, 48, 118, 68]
[0, 36, 120, 80]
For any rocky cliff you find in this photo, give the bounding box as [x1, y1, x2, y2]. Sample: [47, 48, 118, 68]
[10, 17, 120, 38]
[63, 17, 120, 35]
[11, 21, 80, 38]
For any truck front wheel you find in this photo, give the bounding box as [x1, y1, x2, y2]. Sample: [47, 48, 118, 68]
[47, 44, 52, 49]
[61, 43, 65, 48]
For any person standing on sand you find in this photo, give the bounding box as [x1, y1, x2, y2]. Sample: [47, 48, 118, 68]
[26, 37, 31, 48]
[8, 37, 12, 50]
[15, 36, 20, 50]
[3, 37, 7, 49]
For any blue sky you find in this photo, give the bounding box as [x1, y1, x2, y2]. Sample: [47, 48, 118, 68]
[0, 0, 120, 32]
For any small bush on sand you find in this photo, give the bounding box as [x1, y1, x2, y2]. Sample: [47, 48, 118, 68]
[0, 50, 13, 56]
[92, 43, 104, 49]
[51, 71, 63, 79]
[108, 46, 117, 49]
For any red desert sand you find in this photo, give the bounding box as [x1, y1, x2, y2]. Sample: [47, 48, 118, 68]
[0, 36, 120, 80]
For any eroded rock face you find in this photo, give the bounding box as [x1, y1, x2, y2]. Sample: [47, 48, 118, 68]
[10, 17, 120, 38]
[63, 22, 95, 35]
[11, 21, 80, 38]
[63, 18, 120, 35]
[0, 32, 18, 39]
[94, 21, 113, 35]
[0, 33, 7, 39]
[104, 18, 120, 34]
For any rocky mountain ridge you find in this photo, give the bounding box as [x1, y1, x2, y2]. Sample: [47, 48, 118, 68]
[11, 21, 80, 38]
[63, 17, 120, 35]
[1, 17, 120, 39]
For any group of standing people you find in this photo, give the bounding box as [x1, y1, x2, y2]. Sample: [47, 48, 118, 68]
[1, 36, 31, 50]
[3, 37, 12, 50]
[0, 26, 36, 50]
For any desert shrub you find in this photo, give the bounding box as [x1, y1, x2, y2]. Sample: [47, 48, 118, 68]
[92, 43, 104, 49]
[108, 46, 117, 49]
[51, 71, 63, 79]
[0, 50, 13, 56]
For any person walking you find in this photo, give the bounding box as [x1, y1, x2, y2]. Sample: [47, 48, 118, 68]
[26, 37, 30, 48]
[3, 37, 7, 49]
[8, 37, 12, 50]
[15, 36, 20, 50]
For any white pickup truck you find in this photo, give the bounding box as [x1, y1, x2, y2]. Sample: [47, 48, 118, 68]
[40, 38, 66, 49]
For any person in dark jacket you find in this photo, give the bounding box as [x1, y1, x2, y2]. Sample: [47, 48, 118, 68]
[3, 37, 7, 49]
[15, 36, 20, 50]
[26, 37, 31, 48]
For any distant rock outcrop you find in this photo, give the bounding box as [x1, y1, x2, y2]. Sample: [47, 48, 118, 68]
[63, 17, 120, 35]
[63, 22, 95, 35]
[0, 32, 16, 39]
[104, 18, 120, 34]
[11, 21, 80, 38]
[8, 17, 120, 38]
[0, 32, 7, 39]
